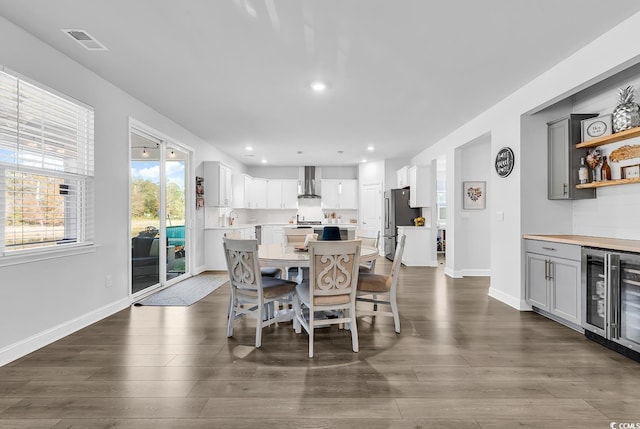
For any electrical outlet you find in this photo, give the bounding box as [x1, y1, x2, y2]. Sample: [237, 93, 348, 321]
[104, 275, 113, 288]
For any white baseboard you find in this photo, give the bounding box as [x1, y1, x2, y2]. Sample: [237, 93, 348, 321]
[194, 264, 207, 275]
[461, 268, 491, 277]
[444, 267, 463, 278]
[0, 297, 130, 367]
[488, 287, 531, 310]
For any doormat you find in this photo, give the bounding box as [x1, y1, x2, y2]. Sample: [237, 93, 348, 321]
[135, 273, 228, 306]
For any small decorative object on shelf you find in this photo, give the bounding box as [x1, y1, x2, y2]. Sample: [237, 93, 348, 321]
[621, 164, 640, 179]
[601, 156, 612, 181]
[413, 216, 425, 227]
[586, 148, 602, 182]
[579, 157, 589, 184]
[581, 115, 612, 142]
[612, 85, 640, 133]
[609, 144, 640, 162]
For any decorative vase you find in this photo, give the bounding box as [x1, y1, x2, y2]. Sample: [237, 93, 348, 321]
[612, 85, 640, 132]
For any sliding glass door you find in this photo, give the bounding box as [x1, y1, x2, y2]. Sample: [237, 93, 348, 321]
[130, 124, 191, 296]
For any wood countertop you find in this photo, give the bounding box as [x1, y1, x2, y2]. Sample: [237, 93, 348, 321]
[523, 234, 640, 253]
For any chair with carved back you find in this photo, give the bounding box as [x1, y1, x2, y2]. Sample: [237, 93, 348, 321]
[223, 237, 297, 347]
[356, 234, 405, 333]
[293, 240, 361, 357]
[355, 228, 380, 273]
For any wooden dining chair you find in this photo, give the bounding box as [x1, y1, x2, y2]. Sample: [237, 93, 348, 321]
[356, 234, 406, 333]
[355, 228, 380, 273]
[284, 227, 315, 282]
[225, 231, 281, 278]
[223, 237, 297, 347]
[293, 240, 361, 357]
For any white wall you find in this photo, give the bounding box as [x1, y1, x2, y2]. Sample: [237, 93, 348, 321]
[459, 136, 491, 276]
[0, 16, 234, 365]
[412, 12, 640, 310]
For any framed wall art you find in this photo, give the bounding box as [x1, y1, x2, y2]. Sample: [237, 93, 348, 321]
[581, 115, 612, 142]
[621, 164, 640, 179]
[463, 181, 486, 210]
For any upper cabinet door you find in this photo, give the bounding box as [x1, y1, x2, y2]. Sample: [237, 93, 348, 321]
[408, 165, 431, 208]
[204, 161, 232, 207]
[547, 114, 596, 200]
[266, 180, 283, 209]
[339, 180, 358, 209]
[281, 180, 299, 209]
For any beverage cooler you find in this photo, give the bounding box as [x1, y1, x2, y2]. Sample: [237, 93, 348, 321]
[582, 247, 640, 357]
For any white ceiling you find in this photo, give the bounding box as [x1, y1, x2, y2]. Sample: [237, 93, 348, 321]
[2, 1, 640, 166]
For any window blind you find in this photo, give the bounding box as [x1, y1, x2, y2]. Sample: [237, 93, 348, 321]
[0, 69, 94, 254]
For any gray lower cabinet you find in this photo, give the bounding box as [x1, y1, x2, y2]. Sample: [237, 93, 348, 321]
[525, 240, 582, 328]
[547, 114, 596, 200]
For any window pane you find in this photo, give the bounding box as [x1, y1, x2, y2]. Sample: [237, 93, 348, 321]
[4, 170, 79, 251]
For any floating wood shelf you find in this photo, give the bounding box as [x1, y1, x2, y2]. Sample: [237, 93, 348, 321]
[576, 177, 640, 189]
[575, 126, 640, 149]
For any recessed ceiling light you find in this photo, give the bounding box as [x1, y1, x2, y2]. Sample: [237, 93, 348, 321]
[367, 145, 375, 151]
[361, 159, 367, 163]
[309, 80, 328, 93]
[245, 146, 253, 151]
[261, 159, 268, 164]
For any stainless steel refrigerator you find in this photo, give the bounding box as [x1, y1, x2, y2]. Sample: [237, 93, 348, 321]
[582, 247, 640, 360]
[384, 189, 421, 260]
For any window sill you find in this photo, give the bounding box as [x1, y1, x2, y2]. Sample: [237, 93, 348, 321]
[0, 243, 98, 267]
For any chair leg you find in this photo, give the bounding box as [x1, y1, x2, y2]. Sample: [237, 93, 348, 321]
[255, 304, 263, 348]
[226, 293, 235, 338]
[293, 295, 301, 334]
[349, 306, 359, 353]
[391, 293, 400, 333]
[373, 293, 378, 311]
[308, 310, 314, 358]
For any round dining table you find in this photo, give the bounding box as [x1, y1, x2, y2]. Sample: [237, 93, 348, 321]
[258, 243, 379, 268]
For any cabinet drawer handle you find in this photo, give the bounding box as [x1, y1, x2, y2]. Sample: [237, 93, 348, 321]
[542, 247, 556, 251]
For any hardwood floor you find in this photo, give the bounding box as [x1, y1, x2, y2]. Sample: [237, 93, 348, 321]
[2, 258, 639, 428]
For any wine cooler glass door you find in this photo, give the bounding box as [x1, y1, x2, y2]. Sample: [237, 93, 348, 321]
[620, 257, 640, 348]
[584, 250, 606, 334]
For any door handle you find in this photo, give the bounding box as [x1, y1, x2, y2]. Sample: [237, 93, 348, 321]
[547, 260, 553, 280]
[544, 259, 549, 280]
[563, 183, 568, 195]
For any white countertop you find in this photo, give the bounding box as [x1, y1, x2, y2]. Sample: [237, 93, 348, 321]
[398, 225, 431, 229]
[205, 223, 360, 230]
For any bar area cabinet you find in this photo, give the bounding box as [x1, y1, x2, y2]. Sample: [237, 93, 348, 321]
[547, 114, 596, 200]
[525, 239, 582, 328]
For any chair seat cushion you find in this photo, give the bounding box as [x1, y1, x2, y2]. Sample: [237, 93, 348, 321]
[357, 273, 392, 293]
[237, 277, 297, 300]
[296, 282, 350, 306]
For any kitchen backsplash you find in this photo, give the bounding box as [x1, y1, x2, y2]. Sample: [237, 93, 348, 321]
[204, 207, 358, 227]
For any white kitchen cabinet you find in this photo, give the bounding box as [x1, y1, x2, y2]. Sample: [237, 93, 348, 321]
[205, 226, 256, 270]
[321, 179, 358, 209]
[397, 226, 436, 266]
[266, 180, 299, 209]
[261, 225, 285, 245]
[408, 165, 431, 207]
[396, 166, 409, 188]
[203, 161, 233, 207]
[525, 239, 582, 328]
[232, 174, 256, 208]
[254, 178, 267, 209]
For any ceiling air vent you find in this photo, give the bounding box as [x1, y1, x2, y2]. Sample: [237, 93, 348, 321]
[61, 29, 108, 51]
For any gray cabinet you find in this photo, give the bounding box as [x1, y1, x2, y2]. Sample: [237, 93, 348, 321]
[547, 114, 596, 200]
[525, 239, 582, 328]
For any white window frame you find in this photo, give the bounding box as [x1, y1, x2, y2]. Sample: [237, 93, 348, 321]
[0, 67, 95, 266]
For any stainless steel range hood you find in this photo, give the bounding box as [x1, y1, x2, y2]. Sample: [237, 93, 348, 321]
[298, 166, 321, 199]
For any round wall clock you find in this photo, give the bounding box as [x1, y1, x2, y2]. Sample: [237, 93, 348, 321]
[495, 147, 515, 177]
